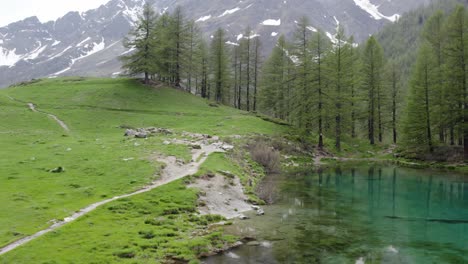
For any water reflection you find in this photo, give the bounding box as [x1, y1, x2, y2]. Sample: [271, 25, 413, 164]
[205, 166, 468, 264]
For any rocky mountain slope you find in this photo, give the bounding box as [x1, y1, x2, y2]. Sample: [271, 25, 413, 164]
[0, 0, 430, 88]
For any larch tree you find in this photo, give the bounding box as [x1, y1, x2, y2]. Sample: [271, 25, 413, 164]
[403, 43, 437, 153]
[120, 2, 158, 84]
[310, 30, 330, 149]
[259, 35, 291, 119]
[170, 6, 188, 87]
[362, 36, 385, 145]
[423, 10, 446, 143]
[444, 5, 468, 159]
[293, 16, 313, 130]
[326, 26, 355, 151]
[210, 28, 230, 103]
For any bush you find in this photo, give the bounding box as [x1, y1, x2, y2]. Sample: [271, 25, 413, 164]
[248, 141, 281, 173]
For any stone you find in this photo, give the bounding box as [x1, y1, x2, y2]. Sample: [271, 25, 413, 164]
[124, 129, 136, 137]
[191, 144, 202, 150]
[238, 214, 250, 220]
[221, 144, 234, 151]
[256, 209, 265, 216]
[246, 241, 261, 246]
[50, 167, 64, 173]
[135, 132, 148, 139]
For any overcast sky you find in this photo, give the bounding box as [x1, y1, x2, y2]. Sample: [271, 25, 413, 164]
[0, 0, 110, 27]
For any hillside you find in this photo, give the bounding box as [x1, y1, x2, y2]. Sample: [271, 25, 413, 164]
[0, 78, 286, 262]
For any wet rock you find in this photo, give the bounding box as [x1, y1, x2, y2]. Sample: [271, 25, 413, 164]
[238, 214, 250, 220]
[251, 205, 260, 210]
[256, 209, 265, 216]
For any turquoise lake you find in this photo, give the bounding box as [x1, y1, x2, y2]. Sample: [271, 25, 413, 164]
[205, 166, 468, 264]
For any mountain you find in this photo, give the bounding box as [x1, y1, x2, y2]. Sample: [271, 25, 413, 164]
[0, 0, 430, 88]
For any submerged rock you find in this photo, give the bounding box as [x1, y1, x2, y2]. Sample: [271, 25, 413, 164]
[246, 241, 261, 246]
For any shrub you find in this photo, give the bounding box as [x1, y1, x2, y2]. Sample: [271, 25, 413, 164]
[248, 141, 281, 173]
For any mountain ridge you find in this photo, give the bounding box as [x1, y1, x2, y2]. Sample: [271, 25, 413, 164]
[0, 0, 429, 88]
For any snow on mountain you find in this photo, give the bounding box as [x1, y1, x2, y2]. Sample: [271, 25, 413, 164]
[0, 0, 430, 88]
[353, 0, 400, 22]
[261, 19, 281, 26]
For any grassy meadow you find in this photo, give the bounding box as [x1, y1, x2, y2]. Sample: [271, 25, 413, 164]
[0, 78, 285, 262]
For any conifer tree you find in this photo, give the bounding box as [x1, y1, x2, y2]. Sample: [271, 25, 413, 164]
[403, 43, 436, 153]
[120, 2, 158, 84]
[423, 10, 446, 143]
[326, 26, 355, 150]
[310, 30, 330, 149]
[210, 28, 230, 103]
[293, 16, 313, 130]
[444, 5, 468, 159]
[259, 35, 291, 119]
[362, 36, 385, 145]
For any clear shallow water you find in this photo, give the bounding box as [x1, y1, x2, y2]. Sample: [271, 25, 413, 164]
[205, 166, 468, 264]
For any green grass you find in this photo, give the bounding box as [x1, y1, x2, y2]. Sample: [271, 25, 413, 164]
[0, 180, 236, 264]
[0, 77, 285, 260]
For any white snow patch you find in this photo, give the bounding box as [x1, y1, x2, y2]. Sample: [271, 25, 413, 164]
[73, 38, 105, 63]
[326, 32, 338, 44]
[271, 32, 278, 37]
[0, 48, 21, 67]
[219, 7, 240, 17]
[307, 26, 317, 32]
[0, 40, 3, 44]
[226, 41, 239, 46]
[248, 34, 260, 39]
[121, 47, 136, 56]
[236, 34, 243, 41]
[51, 39, 106, 76]
[196, 15, 211, 22]
[333, 16, 340, 26]
[47, 46, 73, 61]
[353, 0, 400, 22]
[51, 66, 72, 76]
[52, 40, 61, 46]
[261, 19, 281, 26]
[123, 3, 144, 23]
[77, 37, 91, 47]
[25, 43, 47, 60]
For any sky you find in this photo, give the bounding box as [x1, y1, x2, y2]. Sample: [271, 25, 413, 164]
[0, 0, 110, 27]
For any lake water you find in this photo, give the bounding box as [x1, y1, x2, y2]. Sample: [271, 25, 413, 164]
[205, 165, 468, 264]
